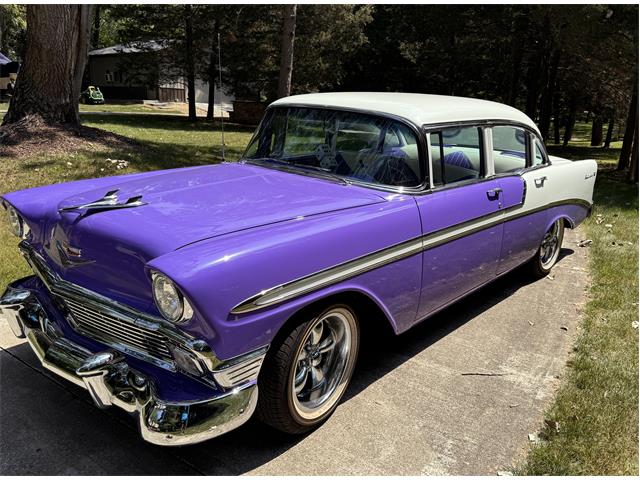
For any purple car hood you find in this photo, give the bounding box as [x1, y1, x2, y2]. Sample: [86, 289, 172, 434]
[54, 163, 385, 249]
[8, 163, 385, 308]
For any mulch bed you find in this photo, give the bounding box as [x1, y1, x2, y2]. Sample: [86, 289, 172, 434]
[0, 114, 139, 158]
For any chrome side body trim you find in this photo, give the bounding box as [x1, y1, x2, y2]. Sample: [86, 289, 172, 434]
[0, 283, 257, 446]
[231, 198, 591, 315]
[231, 237, 424, 314]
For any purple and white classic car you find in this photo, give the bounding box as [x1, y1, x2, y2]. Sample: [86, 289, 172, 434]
[1, 93, 596, 445]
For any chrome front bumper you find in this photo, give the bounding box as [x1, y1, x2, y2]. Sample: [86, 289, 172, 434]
[0, 282, 258, 446]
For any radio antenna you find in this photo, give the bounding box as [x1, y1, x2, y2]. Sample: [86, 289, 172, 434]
[217, 32, 225, 160]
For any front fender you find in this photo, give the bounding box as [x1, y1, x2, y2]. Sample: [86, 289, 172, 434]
[148, 195, 422, 360]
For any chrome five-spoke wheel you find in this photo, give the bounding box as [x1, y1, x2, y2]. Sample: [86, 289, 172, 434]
[291, 307, 357, 421]
[256, 304, 359, 434]
[529, 219, 565, 277]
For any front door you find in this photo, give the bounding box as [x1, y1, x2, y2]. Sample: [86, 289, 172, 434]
[414, 125, 504, 321]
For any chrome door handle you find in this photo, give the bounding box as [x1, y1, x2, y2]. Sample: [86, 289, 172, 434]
[534, 176, 547, 188]
[486, 187, 502, 199]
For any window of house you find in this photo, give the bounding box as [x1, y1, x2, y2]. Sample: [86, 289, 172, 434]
[429, 126, 483, 186]
[492, 126, 528, 173]
[105, 70, 114, 83]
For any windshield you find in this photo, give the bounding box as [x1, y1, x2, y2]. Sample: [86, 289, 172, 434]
[243, 107, 423, 188]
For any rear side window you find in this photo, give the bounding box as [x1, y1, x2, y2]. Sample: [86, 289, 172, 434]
[533, 139, 546, 166]
[429, 126, 483, 186]
[492, 126, 528, 173]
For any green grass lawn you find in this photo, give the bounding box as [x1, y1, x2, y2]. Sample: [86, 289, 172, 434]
[521, 138, 638, 474]
[0, 114, 255, 292]
[0, 114, 637, 474]
[78, 103, 184, 114]
[0, 101, 183, 114]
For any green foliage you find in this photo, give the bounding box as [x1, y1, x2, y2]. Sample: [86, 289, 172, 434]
[0, 4, 26, 60]
[222, 4, 372, 100]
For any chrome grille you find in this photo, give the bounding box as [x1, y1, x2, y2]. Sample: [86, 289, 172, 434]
[63, 297, 174, 363]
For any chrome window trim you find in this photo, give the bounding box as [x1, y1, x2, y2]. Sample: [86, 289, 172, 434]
[231, 198, 592, 315]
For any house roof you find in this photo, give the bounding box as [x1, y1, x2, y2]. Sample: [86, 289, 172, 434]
[0, 52, 12, 65]
[89, 41, 165, 57]
[271, 92, 539, 132]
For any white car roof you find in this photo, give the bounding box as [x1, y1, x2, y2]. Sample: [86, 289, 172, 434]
[271, 92, 540, 134]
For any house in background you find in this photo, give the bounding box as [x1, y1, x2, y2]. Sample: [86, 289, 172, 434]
[87, 42, 234, 111]
[0, 52, 19, 98]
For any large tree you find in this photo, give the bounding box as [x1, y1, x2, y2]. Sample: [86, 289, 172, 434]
[3, 5, 92, 126]
[0, 4, 26, 60]
[277, 4, 297, 98]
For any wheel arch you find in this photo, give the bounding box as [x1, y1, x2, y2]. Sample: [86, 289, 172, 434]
[268, 288, 397, 351]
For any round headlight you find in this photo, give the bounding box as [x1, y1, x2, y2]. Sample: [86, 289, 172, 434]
[6, 205, 23, 238]
[152, 273, 184, 323]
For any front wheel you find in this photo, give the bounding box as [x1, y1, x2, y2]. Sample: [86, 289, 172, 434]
[529, 219, 565, 278]
[256, 304, 359, 434]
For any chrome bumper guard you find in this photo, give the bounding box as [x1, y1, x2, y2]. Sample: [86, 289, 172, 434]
[1, 283, 258, 446]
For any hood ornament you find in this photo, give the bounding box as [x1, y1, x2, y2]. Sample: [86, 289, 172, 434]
[59, 189, 147, 215]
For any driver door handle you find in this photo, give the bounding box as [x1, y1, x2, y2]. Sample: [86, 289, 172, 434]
[486, 187, 502, 200]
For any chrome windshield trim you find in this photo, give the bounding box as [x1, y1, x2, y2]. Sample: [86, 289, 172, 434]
[241, 104, 431, 195]
[231, 198, 592, 315]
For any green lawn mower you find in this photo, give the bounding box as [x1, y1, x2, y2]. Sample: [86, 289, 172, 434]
[80, 86, 105, 105]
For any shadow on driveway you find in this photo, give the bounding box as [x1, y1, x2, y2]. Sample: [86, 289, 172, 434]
[0, 250, 574, 475]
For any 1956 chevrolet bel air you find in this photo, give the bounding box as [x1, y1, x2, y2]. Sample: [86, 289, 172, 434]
[1, 93, 596, 445]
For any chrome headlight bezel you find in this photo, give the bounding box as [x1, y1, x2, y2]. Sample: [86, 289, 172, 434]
[151, 271, 193, 324]
[4, 203, 24, 238]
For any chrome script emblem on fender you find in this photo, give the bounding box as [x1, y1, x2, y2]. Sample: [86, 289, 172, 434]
[56, 240, 94, 267]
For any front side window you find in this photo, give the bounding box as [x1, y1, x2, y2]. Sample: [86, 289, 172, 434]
[243, 107, 423, 188]
[429, 126, 483, 186]
[492, 126, 528, 173]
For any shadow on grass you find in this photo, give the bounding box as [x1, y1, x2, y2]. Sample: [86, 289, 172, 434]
[82, 113, 257, 134]
[546, 144, 622, 163]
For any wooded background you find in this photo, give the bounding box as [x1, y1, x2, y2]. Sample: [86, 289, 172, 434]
[1, 4, 638, 178]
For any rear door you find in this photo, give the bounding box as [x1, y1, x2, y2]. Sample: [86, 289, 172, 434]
[414, 125, 504, 320]
[491, 126, 549, 274]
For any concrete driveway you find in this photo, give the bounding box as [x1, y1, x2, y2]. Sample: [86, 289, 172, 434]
[0, 228, 589, 475]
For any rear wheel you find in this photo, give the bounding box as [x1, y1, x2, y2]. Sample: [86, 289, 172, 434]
[256, 304, 359, 434]
[529, 219, 565, 278]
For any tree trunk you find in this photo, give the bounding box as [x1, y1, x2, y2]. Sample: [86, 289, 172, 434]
[206, 19, 218, 121]
[629, 122, 638, 183]
[92, 5, 100, 49]
[604, 112, 615, 148]
[590, 115, 604, 146]
[184, 4, 197, 121]
[563, 96, 578, 147]
[553, 91, 561, 144]
[524, 51, 542, 119]
[505, 12, 528, 107]
[3, 5, 92, 127]
[277, 4, 297, 99]
[618, 84, 638, 171]
[539, 49, 560, 142]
